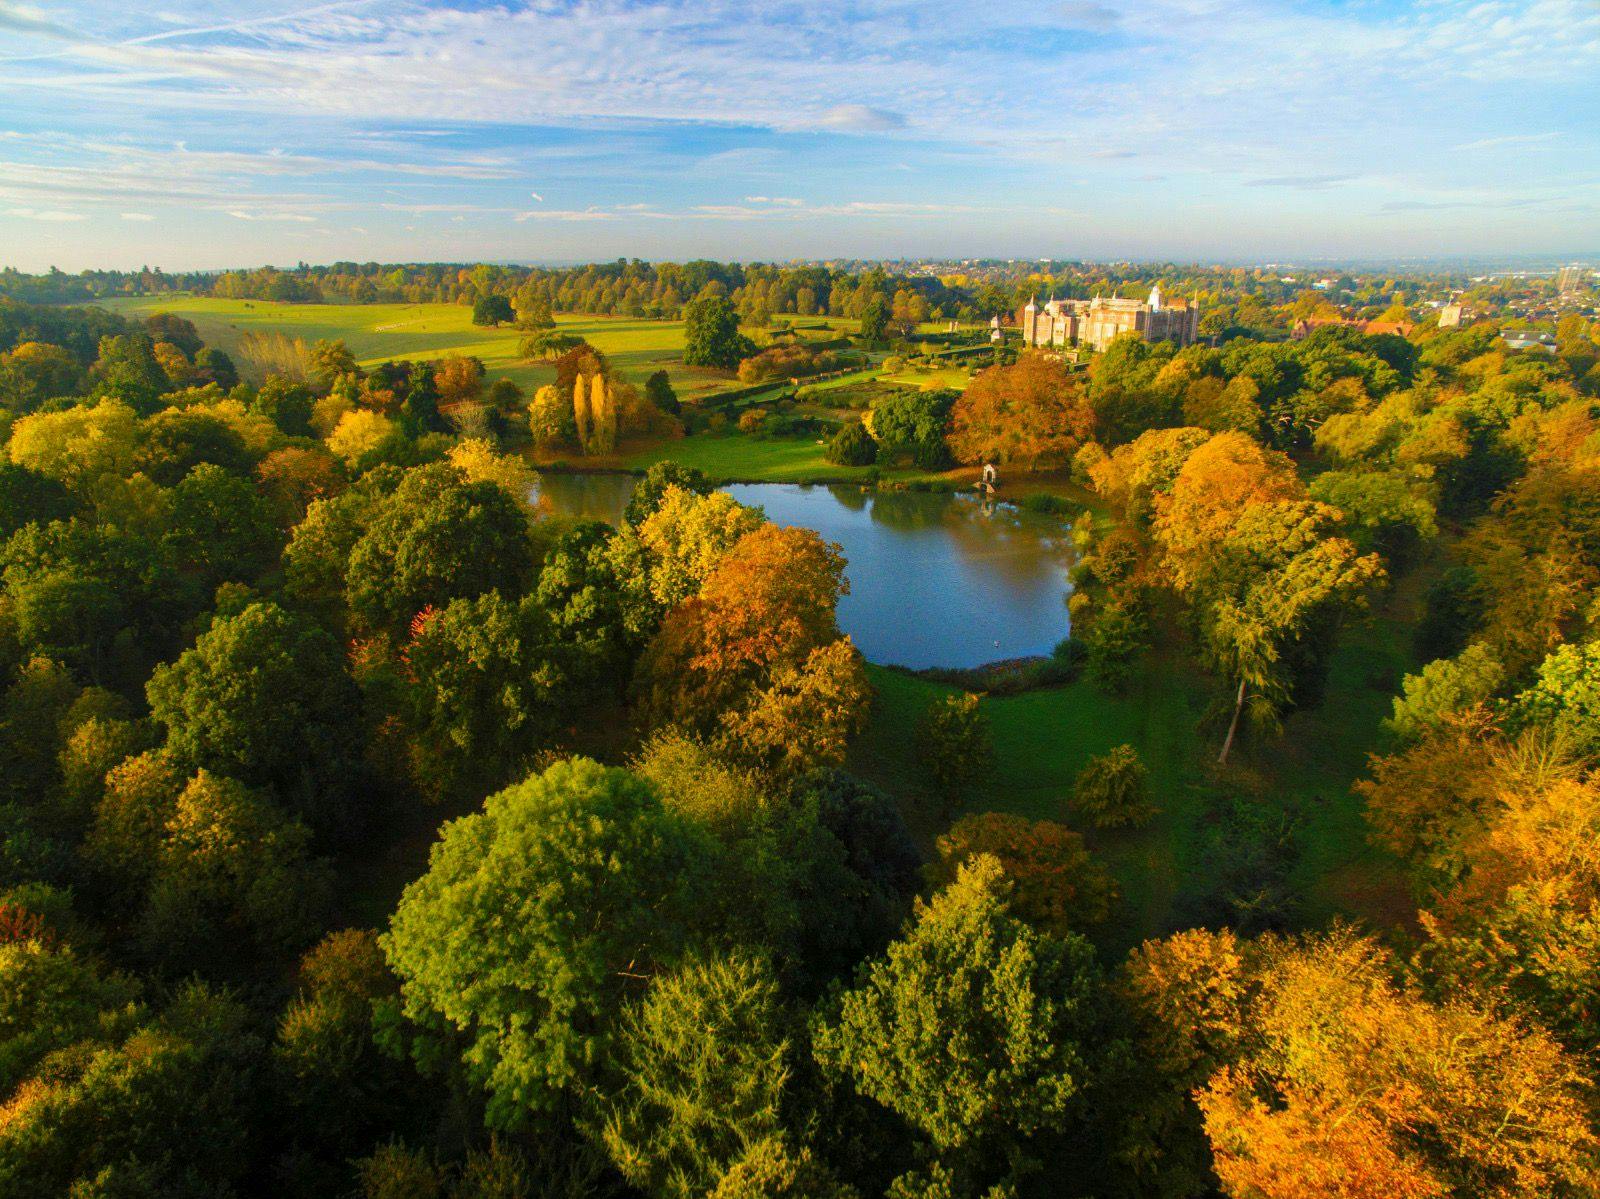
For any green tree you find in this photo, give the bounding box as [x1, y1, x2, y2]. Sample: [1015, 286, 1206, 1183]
[404, 590, 568, 801]
[683, 296, 754, 370]
[162, 463, 278, 589]
[472, 295, 514, 327]
[346, 462, 533, 636]
[1387, 642, 1504, 742]
[859, 294, 889, 343]
[645, 369, 681, 415]
[145, 601, 360, 827]
[383, 758, 712, 1126]
[916, 693, 992, 816]
[251, 375, 316, 436]
[599, 951, 793, 1198]
[871, 390, 953, 469]
[826, 421, 878, 467]
[1515, 639, 1600, 754]
[624, 459, 713, 526]
[137, 770, 331, 975]
[812, 856, 1101, 1171]
[1070, 744, 1157, 829]
[0, 981, 260, 1197]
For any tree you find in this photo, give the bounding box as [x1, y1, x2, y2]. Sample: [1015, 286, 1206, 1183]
[162, 462, 278, 588]
[309, 338, 359, 389]
[403, 591, 566, 802]
[345, 462, 534, 636]
[637, 485, 767, 608]
[916, 692, 993, 816]
[0, 982, 261, 1197]
[136, 407, 254, 486]
[1386, 643, 1504, 742]
[859, 294, 889, 343]
[929, 813, 1116, 936]
[527, 383, 574, 448]
[472, 295, 514, 327]
[826, 421, 878, 466]
[1170, 498, 1382, 764]
[871, 390, 954, 469]
[683, 296, 754, 370]
[6, 398, 139, 492]
[1071, 744, 1157, 828]
[256, 445, 345, 528]
[812, 856, 1101, 1177]
[949, 355, 1094, 470]
[536, 521, 660, 696]
[432, 354, 484, 406]
[718, 637, 873, 779]
[274, 929, 420, 1172]
[327, 408, 398, 465]
[712, 1137, 859, 1199]
[1198, 928, 1600, 1199]
[251, 375, 316, 436]
[1514, 639, 1600, 755]
[636, 524, 847, 731]
[1116, 928, 1251, 1198]
[137, 770, 330, 975]
[382, 758, 712, 1126]
[624, 459, 712, 526]
[145, 601, 361, 826]
[193, 346, 239, 389]
[599, 951, 793, 1199]
[645, 369, 681, 415]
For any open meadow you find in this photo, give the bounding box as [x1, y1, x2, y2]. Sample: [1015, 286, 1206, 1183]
[102, 295, 744, 400]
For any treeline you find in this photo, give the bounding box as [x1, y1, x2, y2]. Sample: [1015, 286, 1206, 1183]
[3, 258, 1514, 339]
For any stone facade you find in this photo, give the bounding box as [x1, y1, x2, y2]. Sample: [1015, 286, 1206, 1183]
[1018, 286, 1198, 352]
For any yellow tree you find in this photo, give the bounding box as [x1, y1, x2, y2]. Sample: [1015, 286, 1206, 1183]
[1199, 928, 1600, 1199]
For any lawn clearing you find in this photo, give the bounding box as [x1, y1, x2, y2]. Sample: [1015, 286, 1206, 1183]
[100, 296, 740, 399]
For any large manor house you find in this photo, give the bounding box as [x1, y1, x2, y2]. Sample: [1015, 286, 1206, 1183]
[1016, 286, 1200, 352]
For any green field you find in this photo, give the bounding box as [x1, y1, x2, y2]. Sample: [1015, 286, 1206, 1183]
[101, 295, 740, 400]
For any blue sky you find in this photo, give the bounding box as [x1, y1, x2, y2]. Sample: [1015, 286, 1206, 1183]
[0, 0, 1596, 270]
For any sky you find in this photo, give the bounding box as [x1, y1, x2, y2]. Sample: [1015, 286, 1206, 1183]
[0, 0, 1597, 271]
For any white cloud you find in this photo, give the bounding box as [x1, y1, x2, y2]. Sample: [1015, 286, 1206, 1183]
[817, 105, 907, 132]
[6, 205, 87, 220]
[119, 210, 153, 220]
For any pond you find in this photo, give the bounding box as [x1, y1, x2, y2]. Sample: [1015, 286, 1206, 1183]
[533, 472, 1075, 670]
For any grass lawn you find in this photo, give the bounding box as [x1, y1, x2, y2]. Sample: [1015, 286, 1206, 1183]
[849, 605, 1414, 954]
[620, 431, 975, 486]
[877, 365, 975, 390]
[100, 295, 739, 400]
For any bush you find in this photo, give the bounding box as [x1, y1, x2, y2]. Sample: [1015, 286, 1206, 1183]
[916, 693, 993, 816]
[825, 422, 878, 466]
[737, 408, 768, 435]
[1070, 744, 1156, 829]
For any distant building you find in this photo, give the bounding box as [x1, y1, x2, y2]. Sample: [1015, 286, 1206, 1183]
[1018, 286, 1199, 352]
[1437, 301, 1471, 329]
[989, 314, 1004, 343]
[1502, 329, 1557, 353]
[1557, 264, 1586, 294]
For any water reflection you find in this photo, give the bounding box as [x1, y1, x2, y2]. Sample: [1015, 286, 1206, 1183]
[533, 472, 1074, 669]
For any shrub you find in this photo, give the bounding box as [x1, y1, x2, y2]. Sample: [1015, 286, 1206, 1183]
[825, 421, 878, 466]
[1071, 744, 1156, 829]
[916, 693, 993, 816]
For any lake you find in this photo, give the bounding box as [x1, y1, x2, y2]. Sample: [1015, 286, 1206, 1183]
[534, 473, 1075, 670]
